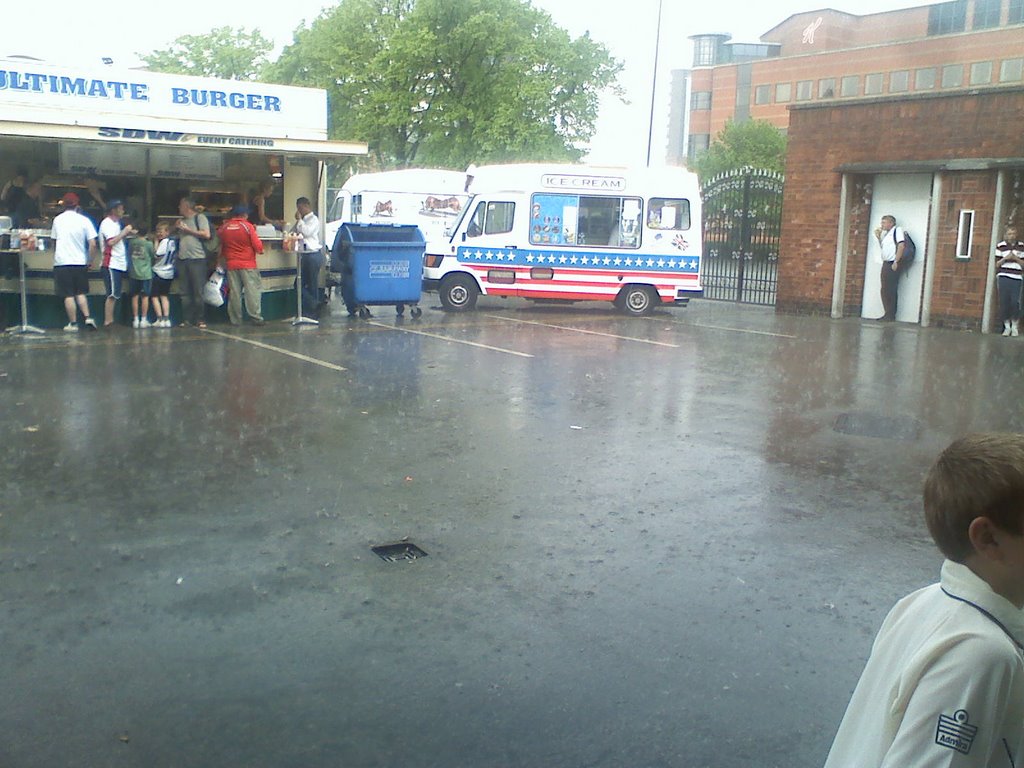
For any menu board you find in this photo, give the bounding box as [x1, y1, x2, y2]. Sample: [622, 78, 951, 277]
[60, 142, 147, 177]
[150, 147, 223, 181]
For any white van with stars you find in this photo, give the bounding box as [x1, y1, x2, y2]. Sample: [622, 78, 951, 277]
[421, 163, 703, 315]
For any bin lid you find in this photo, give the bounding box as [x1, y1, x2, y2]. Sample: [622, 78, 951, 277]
[339, 222, 425, 245]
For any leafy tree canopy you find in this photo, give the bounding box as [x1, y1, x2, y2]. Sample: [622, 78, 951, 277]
[139, 28, 273, 81]
[266, 0, 622, 169]
[692, 119, 787, 182]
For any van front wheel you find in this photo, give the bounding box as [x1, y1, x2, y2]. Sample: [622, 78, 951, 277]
[619, 285, 658, 316]
[439, 274, 479, 312]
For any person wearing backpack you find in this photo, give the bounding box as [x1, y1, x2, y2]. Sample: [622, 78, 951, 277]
[874, 214, 908, 322]
[175, 197, 212, 328]
[994, 225, 1024, 337]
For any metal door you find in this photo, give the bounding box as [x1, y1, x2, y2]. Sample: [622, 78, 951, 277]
[700, 167, 784, 305]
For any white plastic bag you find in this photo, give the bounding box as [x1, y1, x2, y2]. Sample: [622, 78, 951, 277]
[203, 268, 227, 307]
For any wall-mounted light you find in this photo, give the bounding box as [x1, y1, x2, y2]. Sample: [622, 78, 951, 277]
[269, 156, 283, 178]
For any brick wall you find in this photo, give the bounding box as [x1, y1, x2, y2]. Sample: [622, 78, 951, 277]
[777, 87, 1024, 328]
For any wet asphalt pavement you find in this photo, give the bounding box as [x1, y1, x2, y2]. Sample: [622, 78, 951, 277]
[3, 297, 1024, 767]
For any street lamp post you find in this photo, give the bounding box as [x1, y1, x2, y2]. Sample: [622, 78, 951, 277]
[645, 0, 664, 167]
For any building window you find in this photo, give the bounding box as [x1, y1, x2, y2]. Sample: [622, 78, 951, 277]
[796, 80, 813, 101]
[775, 82, 792, 102]
[973, 0, 1001, 28]
[915, 68, 937, 90]
[754, 84, 771, 104]
[692, 37, 718, 66]
[889, 70, 910, 92]
[942, 63, 964, 88]
[840, 75, 860, 97]
[865, 73, 884, 95]
[1010, 0, 1024, 24]
[690, 91, 712, 110]
[928, 0, 967, 34]
[970, 61, 993, 85]
[956, 209, 975, 260]
[1001, 58, 1024, 82]
[688, 134, 710, 158]
[818, 78, 836, 98]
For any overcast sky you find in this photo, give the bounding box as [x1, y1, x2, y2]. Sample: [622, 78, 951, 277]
[8, 0, 922, 166]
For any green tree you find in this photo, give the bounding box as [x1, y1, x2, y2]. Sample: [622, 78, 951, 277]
[692, 119, 787, 181]
[266, 0, 622, 168]
[140, 28, 273, 81]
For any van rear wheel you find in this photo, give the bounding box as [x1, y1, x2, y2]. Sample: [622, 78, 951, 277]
[619, 285, 657, 316]
[440, 273, 479, 312]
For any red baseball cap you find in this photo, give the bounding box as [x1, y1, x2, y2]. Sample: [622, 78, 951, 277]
[63, 192, 80, 207]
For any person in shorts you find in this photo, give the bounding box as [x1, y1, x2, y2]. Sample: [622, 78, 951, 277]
[128, 226, 155, 328]
[49, 191, 99, 331]
[98, 199, 135, 327]
[150, 222, 176, 328]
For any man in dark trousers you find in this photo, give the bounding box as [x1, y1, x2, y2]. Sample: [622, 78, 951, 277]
[875, 214, 907, 321]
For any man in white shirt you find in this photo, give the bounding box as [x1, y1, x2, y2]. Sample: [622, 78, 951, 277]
[292, 196, 324, 319]
[50, 191, 99, 331]
[874, 214, 906, 321]
[98, 199, 135, 327]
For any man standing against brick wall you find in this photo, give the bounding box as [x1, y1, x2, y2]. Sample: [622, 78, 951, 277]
[875, 215, 906, 321]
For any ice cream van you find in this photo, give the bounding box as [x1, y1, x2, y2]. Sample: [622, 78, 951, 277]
[421, 163, 703, 315]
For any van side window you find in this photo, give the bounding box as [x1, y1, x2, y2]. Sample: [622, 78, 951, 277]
[352, 194, 362, 218]
[647, 197, 691, 230]
[466, 201, 516, 237]
[530, 193, 642, 249]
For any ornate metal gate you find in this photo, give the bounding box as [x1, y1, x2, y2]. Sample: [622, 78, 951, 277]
[700, 167, 784, 305]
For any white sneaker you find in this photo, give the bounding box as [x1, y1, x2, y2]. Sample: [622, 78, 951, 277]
[140, 319, 152, 329]
[162, 318, 172, 328]
[133, 317, 141, 329]
[1003, 322, 1012, 336]
[1013, 322, 1020, 338]
[63, 322, 79, 332]
[83, 317, 98, 330]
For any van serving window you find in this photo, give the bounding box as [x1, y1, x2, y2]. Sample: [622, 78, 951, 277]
[647, 198, 691, 231]
[529, 193, 642, 249]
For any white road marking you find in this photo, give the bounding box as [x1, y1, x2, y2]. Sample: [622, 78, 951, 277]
[367, 321, 534, 358]
[484, 314, 680, 348]
[201, 328, 348, 371]
[676, 322, 798, 339]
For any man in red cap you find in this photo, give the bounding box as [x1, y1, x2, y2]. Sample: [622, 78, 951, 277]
[50, 192, 99, 331]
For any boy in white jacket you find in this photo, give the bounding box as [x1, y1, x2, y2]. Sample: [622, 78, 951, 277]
[825, 433, 1024, 768]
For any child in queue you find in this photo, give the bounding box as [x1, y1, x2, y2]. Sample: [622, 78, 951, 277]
[150, 222, 176, 328]
[128, 225, 154, 328]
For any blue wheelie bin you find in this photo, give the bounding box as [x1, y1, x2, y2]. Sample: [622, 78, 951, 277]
[330, 223, 426, 318]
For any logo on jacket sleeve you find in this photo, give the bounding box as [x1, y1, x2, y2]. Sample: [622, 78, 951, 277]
[936, 710, 978, 754]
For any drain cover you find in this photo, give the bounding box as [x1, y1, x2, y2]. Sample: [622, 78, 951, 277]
[372, 542, 428, 562]
[833, 412, 922, 441]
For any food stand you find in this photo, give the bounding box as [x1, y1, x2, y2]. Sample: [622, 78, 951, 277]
[0, 58, 366, 327]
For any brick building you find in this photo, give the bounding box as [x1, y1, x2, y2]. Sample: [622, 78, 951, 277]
[671, 0, 1024, 162]
[777, 85, 1024, 330]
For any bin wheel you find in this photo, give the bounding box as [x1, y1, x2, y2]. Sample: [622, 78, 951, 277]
[410, 306, 422, 319]
[358, 306, 371, 319]
[439, 273, 479, 312]
[396, 303, 405, 316]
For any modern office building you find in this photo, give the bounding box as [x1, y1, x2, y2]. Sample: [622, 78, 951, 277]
[670, 0, 1024, 164]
